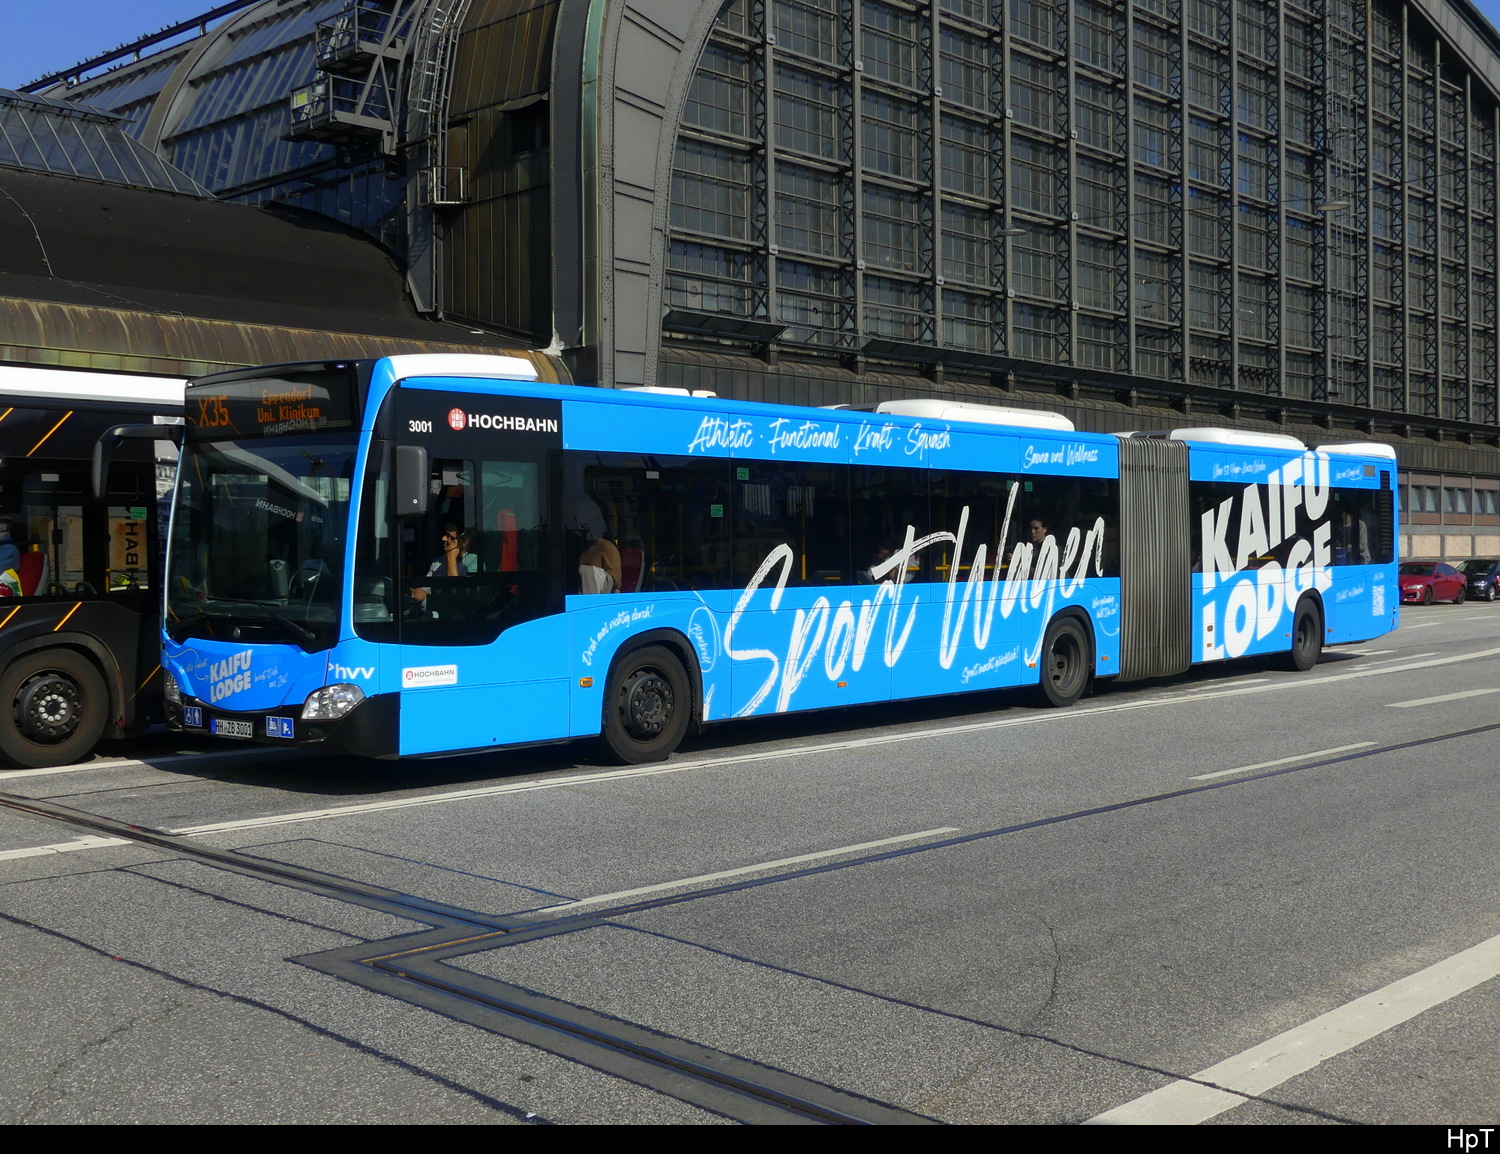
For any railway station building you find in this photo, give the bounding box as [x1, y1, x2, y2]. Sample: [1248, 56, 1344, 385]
[17, 0, 1500, 560]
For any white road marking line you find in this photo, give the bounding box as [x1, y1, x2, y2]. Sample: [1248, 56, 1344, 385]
[530, 827, 962, 914]
[1255, 646, 1500, 690]
[0, 762, 136, 780]
[1179, 678, 1270, 693]
[1361, 651, 1436, 664]
[1387, 687, 1500, 708]
[0, 745, 283, 781]
[1083, 930, 1500, 1125]
[0, 835, 131, 861]
[1403, 621, 1442, 629]
[1190, 742, 1376, 781]
[7, 643, 1500, 858]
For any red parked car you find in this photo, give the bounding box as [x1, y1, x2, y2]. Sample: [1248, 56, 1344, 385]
[1399, 561, 1467, 604]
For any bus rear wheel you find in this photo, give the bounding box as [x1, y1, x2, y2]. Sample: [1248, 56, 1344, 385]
[0, 650, 109, 769]
[1284, 599, 1323, 672]
[601, 646, 690, 764]
[1037, 617, 1090, 708]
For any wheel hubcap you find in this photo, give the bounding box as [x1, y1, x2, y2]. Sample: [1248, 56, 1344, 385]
[15, 673, 81, 743]
[1049, 637, 1081, 693]
[622, 670, 673, 739]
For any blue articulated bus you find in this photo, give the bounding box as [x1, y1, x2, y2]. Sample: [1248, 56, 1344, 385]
[161, 355, 1398, 763]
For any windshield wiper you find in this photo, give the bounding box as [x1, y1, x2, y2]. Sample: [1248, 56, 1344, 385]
[168, 600, 317, 645]
[255, 605, 316, 644]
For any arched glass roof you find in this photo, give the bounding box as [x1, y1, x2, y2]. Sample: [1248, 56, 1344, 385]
[0, 90, 207, 196]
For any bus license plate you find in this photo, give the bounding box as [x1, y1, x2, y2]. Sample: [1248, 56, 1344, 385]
[211, 719, 254, 739]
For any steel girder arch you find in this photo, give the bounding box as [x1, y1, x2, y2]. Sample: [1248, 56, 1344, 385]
[567, 0, 726, 389]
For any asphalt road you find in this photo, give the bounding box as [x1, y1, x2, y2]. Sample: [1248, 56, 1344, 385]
[1, 604, 1497, 1124]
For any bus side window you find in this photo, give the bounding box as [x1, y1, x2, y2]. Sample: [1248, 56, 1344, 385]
[11, 471, 88, 597]
[568, 453, 731, 594]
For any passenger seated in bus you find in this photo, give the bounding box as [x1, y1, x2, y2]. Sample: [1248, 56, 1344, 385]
[858, 543, 896, 583]
[579, 536, 621, 594]
[1334, 508, 1372, 566]
[0, 520, 19, 577]
[409, 524, 478, 608]
[618, 537, 645, 593]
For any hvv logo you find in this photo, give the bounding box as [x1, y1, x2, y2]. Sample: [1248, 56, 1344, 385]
[330, 663, 374, 681]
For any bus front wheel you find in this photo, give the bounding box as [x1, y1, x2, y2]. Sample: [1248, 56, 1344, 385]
[1037, 617, 1091, 708]
[601, 646, 690, 764]
[0, 650, 109, 769]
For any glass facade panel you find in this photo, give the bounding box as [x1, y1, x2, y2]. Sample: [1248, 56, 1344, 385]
[776, 0, 839, 62]
[863, 184, 923, 271]
[778, 260, 850, 344]
[776, 164, 842, 256]
[776, 66, 841, 159]
[862, 91, 921, 179]
[1011, 136, 1059, 214]
[1012, 53, 1062, 134]
[1012, 226, 1059, 299]
[1076, 235, 1122, 310]
[863, 1, 921, 88]
[942, 289, 994, 351]
[667, 241, 761, 316]
[864, 275, 928, 339]
[941, 203, 992, 286]
[1075, 77, 1119, 152]
[0, 93, 207, 196]
[1074, 1, 1116, 71]
[685, 44, 753, 137]
[940, 114, 989, 197]
[940, 28, 988, 110]
[1012, 0, 1057, 49]
[671, 140, 752, 239]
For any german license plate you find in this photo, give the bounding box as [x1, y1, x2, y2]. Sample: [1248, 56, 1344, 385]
[211, 718, 254, 739]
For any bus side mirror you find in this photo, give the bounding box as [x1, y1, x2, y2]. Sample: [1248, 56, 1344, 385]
[394, 445, 430, 517]
[92, 423, 181, 500]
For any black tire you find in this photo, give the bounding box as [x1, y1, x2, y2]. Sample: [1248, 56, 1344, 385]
[601, 645, 691, 764]
[1284, 598, 1323, 672]
[1454, 585, 1466, 605]
[1486, 582, 1497, 603]
[0, 650, 109, 769]
[1422, 586, 1434, 606]
[1037, 616, 1091, 708]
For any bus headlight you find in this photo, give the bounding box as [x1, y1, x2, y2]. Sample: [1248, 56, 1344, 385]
[164, 675, 182, 708]
[301, 683, 365, 720]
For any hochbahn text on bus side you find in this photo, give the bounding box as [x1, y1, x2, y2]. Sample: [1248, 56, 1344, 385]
[0, 366, 183, 768]
[161, 355, 1400, 763]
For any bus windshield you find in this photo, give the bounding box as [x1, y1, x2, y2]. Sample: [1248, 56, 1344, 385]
[166, 434, 356, 650]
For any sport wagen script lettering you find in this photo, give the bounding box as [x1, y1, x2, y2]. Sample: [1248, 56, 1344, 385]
[721, 484, 1107, 715]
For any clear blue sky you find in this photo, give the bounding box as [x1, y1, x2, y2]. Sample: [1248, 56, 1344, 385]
[2, 1, 225, 90]
[4, 0, 1500, 91]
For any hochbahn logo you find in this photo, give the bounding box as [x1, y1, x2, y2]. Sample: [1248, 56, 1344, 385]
[444, 406, 559, 433]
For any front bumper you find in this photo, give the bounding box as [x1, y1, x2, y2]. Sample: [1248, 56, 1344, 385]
[167, 692, 398, 758]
